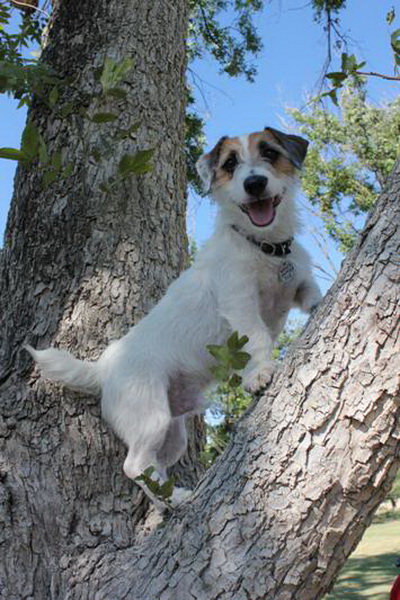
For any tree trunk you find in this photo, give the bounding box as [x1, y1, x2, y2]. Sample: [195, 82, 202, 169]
[30, 158, 399, 599]
[0, 1, 203, 598]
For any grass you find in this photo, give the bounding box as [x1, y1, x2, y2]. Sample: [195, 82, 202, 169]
[326, 517, 400, 599]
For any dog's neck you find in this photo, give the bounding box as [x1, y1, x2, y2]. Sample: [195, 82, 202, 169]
[230, 224, 293, 257]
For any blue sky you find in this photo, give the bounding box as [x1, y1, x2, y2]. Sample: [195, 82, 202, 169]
[1, 0, 399, 298]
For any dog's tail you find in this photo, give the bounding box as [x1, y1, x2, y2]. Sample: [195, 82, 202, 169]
[25, 345, 101, 395]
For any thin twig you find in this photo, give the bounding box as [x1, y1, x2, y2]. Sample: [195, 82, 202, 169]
[10, 0, 50, 18]
[356, 71, 400, 82]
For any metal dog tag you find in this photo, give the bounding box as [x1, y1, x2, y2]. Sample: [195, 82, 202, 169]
[278, 260, 295, 285]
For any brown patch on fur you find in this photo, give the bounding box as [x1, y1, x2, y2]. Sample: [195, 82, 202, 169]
[274, 154, 296, 175]
[212, 136, 243, 188]
[249, 130, 296, 176]
[207, 135, 228, 168]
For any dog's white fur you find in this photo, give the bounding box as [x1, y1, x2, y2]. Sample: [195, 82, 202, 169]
[27, 129, 322, 510]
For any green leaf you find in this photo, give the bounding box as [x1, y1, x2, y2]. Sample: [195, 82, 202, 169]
[21, 122, 39, 162]
[100, 57, 133, 94]
[387, 8, 396, 25]
[58, 102, 75, 118]
[230, 351, 251, 371]
[112, 57, 134, 82]
[159, 477, 176, 499]
[229, 373, 243, 388]
[42, 169, 58, 188]
[391, 29, 400, 51]
[99, 182, 110, 193]
[90, 112, 118, 123]
[207, 344, 230, 362]
[63, 162, 73, 178]
[210, 364, 231, 382]
[118, 149, 154, 178]
[91, 148, 102, 162]
[325, 71, 347, 83]
[227, 332, 249, 350]
[391, 29, 400, 68]
[48, 86, 59, 108]
[327, 89, 339, 106]
[38, 134, 49, 165]
[143, 466, 155, 478]
[227, 331, 239, 350]
[106, 88, 128, 100]
[114, 121, 141, 140]
[51, 151, 62, 171]
[0, 147, 26, 161]
[341, 52, 357, 73]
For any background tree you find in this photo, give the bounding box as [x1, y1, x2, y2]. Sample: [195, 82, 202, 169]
[287, 85, 400, 252]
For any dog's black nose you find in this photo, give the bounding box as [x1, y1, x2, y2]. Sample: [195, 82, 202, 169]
[244, 175, 268, 197]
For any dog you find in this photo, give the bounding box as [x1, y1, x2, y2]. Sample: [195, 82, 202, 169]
[26, 127, 322, 510]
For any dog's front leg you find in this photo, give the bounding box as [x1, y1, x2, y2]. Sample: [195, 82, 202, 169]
[295, 276, 322, 314]
[217, 278, 275, 392]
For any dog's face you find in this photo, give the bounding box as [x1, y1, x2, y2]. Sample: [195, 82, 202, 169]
[196, 127, 308, 231]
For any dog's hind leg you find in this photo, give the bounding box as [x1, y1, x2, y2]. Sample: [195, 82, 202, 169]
[157, 416, 193, 507]
[157, 415, 188, 469]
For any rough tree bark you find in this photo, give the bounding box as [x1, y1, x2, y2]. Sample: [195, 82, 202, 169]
[0, 1, 206, 598]
[43, 160, 399, 599]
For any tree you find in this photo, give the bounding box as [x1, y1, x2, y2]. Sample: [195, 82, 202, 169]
[1, 2, 399, 599]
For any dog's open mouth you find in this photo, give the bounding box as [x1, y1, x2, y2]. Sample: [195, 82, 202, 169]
[240, 195, 281, 227]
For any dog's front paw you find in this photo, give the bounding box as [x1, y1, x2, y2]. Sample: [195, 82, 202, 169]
[296, 283, 322, 314]
[243, 361, 276, 392]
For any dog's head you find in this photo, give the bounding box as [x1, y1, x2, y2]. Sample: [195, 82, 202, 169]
[196, 127, 308, 233]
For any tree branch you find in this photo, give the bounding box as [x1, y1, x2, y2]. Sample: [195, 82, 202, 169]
[10, 0, 50, 17]
[356, 70, 400, 82]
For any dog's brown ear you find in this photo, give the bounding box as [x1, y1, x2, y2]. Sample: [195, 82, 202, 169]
[196, 135, 228, 192]
[265, 127, 309, 169]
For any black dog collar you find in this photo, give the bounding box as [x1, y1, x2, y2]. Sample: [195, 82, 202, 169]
[231, 224, 293, 257]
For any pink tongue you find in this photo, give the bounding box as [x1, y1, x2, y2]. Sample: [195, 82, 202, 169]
[247, 198, 275, 227]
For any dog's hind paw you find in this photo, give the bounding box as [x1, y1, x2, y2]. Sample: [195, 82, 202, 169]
[170, 486, 192, 508]
[243, 361, 276, 393]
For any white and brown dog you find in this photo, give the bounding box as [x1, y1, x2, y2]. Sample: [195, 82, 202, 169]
[27, 127, 322, 509]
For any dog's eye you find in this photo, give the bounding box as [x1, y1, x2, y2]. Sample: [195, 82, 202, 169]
[222, 153, 238, 173]
[259, 143, 280, 163]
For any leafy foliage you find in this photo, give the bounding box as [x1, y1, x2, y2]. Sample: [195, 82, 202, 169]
[0, 0, 43, 64]
[135, 467, 176, 504]
[188, 0, 263, 83]
[0, 1, 58, 107]
[0, 53, 154, 192]
[201, 382, 251, 467]
[311, 0, 347, 19]
[207, 331, 250, 387]
[288, 85, 400, 251]
[201, 331, 252, 466]
[99, 56, 133, 98]
[203, 324, 302, 467]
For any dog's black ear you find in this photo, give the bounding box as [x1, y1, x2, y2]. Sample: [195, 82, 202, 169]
[196, 135, 228, 192]
[265, 127, 309, 169]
